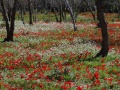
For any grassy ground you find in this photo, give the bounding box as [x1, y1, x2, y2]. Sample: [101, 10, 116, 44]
[0, 13, 120, 90]
[0, 12, 94, 24]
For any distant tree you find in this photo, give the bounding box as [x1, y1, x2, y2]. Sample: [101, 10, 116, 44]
[17, 0, 26, 24]
[84, 0, 96, 20]
[32, 0, 37, 22]
[64, 0, 77, 31]
[95, 0, 109, 57]
[117, 0, 120, 18]
[0, 0, 18, 42]
[28, 0, 33, 25]
[51, 0, 59, 22]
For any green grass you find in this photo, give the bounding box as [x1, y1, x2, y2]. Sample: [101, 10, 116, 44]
[0, 12, 120, 90]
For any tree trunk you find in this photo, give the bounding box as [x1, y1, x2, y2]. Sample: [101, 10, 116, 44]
[59, 5, 62, 22]
[28, 0, 33, 25]
[53, 8, 59, 22]
[9, 0, 18, 41]
[64, 0, 77, 31]
[1, 0, 18, 42]
[64, 7, 67, 21]
[33, 0, 37, 22]
[20, 6, 25, 24]
[1, 0, 10, 41]
[95, 0, 109, 57]
[85, 0, 96, 21]
[56, 0, 62, 23]
[8, 0, 12, 21]
[118, 0, 120, 18]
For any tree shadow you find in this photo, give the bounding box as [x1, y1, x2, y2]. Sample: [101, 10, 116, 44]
[1, 39, 20, 43]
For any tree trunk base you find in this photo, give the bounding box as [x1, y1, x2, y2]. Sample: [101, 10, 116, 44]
[2, 38, 13, 43]
[95, 49, 108, 57]
[97, 23, 101, 28]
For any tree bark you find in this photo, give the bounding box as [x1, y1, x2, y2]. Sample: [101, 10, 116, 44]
[1, 0, 10, 41]
[118, 0, 120, 18]
[53, 8, 59, 22]
[64, 0, 77, 31]
[95, 0, 109, 57]
[28, 0, 33, 25]
[56, 0, 63, 22]
[1, 0, 18, 42]
[9, 0, 18, 41]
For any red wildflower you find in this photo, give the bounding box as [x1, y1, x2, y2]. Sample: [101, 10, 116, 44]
[55, 61, 63, 69]
[60, 53, 67, 59]
[94, 79, 100, 86]
[64, 81, 75, 88]
[101, 58, 105, 63]
[118, 64, 120, 67]
[33, 68, 41, 73]
[19, 88, 23, 90]
[41, 64, 50, 71]
[61, 81, 75, 90]
[39, 83, 44, 89]
[94, 66, 100, 70]
[20, 74, 24, 78]
[101, 64, 106, 70]
[61, 85, 68, 90]
[38, 73, 44, 78]
[86, 66, 93, 79]
[27, 73, 34, 79]
[76, 86, 83, 90]
[76, 73, 80, 79]
[27, 54, 34, 61]
[32, 84, 38, 89]
[34, 54, 41, 60]
[69, 53, 76, 59]
[0, 75, 2, 80]
[117, 80, 120, 84]
[6, 66, 15, 70]
[102, 88, 106, 90]
[13, 58, 22, 65]
[115, 59, 119, 63]
[0, 61, 3, 65]
[94, 71, 99, 79]
[49, 56, 52, 61]
[104, 78, 113, 84]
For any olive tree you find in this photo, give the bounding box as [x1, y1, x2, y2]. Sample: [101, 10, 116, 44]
[0, 0, 18, 42]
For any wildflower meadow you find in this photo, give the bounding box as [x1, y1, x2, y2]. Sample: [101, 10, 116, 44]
[0, 13, 120, 90]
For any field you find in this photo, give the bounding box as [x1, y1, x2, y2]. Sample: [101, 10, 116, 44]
[0, 13, 120, 90]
